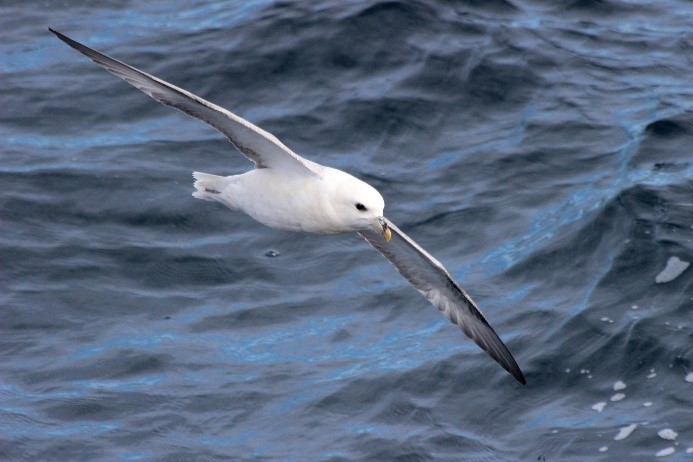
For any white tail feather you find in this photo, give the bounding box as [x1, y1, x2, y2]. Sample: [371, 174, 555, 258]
[192, 171, 229, 203]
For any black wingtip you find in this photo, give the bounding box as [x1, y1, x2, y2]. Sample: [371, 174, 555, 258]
[500, 352, 526, 385]
[514, 368, 527, 385]
[49, 28, 76, 47]
[502, 348, 526, 385]
[49, 28, 90, 56]
[489, 334, 526, 385]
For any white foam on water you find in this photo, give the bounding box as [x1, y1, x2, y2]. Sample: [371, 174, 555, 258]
[614, 423, 637, 441]
[647, 369, 657, 379]
[592, 402, 607, 412]
[655, 447, 675, 457]
[643, 402, 652, 407]
[599, 446, 608, 452]
[610, 393, 625, 402]
[658, 429, 677, 440]
[613, 380, 626, 391]
[655, 256, 690, 283]
[685, 372, 693, 383]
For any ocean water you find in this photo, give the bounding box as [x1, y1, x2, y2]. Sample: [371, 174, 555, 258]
[2, 1, 692, 460]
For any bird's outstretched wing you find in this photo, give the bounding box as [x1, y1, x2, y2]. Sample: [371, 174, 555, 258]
[49, 28, 320, 176]
[359, 218, 525, 384]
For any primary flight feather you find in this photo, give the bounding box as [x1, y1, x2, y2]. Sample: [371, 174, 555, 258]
[50, 28, 525, 385]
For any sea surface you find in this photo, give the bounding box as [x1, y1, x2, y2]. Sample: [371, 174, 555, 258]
[2, 1, 692, 460]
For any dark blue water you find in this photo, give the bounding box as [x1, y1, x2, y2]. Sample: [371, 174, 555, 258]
[2, 1, 692, 460]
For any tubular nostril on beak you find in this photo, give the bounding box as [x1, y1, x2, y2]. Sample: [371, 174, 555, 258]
[377, 218, 391, 242]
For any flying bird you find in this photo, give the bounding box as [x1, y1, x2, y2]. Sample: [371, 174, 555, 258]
[50, 28, 525, 384]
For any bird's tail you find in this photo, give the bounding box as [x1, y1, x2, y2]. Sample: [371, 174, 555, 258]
[192, 171, 228, 202]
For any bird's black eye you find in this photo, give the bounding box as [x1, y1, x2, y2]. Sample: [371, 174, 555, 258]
[355, 203, 367, 211]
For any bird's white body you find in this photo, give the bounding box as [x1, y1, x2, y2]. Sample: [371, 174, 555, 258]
[193, 167, 385, 234]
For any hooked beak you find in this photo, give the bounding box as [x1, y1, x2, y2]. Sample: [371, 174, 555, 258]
[377, 217, 391, 242]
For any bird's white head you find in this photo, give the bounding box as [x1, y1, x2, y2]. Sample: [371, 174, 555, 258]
[324, 167, 390, 240]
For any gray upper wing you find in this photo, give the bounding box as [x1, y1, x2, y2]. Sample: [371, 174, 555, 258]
[359, 218, 525, 384]
[50, 29, 320, 176]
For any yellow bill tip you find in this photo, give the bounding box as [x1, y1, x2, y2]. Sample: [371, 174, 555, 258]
[383, 227, 392, 242]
